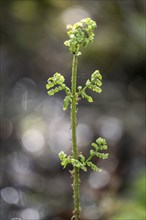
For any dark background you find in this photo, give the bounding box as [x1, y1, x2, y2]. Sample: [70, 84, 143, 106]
[0, 0, 145, 220]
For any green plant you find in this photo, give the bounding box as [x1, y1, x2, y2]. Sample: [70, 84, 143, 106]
[46, 18, 109, 220]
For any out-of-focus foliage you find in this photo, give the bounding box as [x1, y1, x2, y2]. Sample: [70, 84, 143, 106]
[132, 171, 145, 207]
[111, 171, 145, 220]
[0, 0, 145, 219]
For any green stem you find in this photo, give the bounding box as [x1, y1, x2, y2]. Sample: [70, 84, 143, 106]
[78, 83, 90, 96]
[85, 155, 93, 163]
[71, 54, 80, 220]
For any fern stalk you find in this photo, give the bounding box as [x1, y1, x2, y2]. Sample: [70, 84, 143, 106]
[71, 54, 80, 219]
[46, 18, 109, 220]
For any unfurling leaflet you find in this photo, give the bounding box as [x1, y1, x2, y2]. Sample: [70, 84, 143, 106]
[46, 72, 71, 110]
[58, 137, 108, 173]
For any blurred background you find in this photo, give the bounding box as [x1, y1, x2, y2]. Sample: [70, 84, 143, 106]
[0, 0, 145, 220]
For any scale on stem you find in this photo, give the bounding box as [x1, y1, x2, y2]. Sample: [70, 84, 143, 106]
[46, 18, 109, 220]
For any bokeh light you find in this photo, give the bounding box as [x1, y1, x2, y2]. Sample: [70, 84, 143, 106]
[9, 152, 31, 175]
[62, 6, 90, 25]
[100, 117, 123, 145]
[82, 204, 104, 220]
[1, 187, 19, 204]
[89, 170, 111, 189]
[22, 129, 45, 153]
[20, 208, 40, 220]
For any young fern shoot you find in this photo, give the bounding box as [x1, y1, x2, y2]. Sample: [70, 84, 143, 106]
[46, 18, 109, 220]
